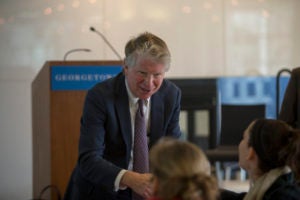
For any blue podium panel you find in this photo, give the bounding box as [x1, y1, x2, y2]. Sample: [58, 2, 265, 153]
[51, 65, 122, 91]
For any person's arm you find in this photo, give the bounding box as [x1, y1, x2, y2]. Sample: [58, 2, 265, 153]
[114, 170, 127, 191]
[77, 88, 122, 191]
[120, 170, 153, 198]
[165, 85, 182, 138]
[279, 68, 298, 128]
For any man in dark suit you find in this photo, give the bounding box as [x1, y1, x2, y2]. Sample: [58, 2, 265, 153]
[64, 32, 182, 200]
[279, 67, 300, 129]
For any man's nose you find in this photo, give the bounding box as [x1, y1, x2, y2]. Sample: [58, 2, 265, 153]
[144, 74, 154, 86]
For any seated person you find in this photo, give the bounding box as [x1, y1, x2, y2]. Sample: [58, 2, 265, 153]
[148, 137, 219, 200]
[221, 119, 300, 200]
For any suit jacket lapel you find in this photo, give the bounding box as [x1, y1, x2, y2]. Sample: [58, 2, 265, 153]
[149, 92, 164, 147]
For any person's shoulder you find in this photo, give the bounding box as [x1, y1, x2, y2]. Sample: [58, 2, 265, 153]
[264, 174, 300, 200]
[292, 66, 300, 72]
[264, 186, 300, 200]
[219, 189, 245, 200]
[83, 73, 124, 102]
[160, 79, 181, 93]
[291, 67, 300, 76]
[89, 72, 124, 92]
[155, 79, 181, 101]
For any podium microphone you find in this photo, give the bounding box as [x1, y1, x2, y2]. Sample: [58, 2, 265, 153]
[63, 48, 91, 60]
[90, 26, 122, 60]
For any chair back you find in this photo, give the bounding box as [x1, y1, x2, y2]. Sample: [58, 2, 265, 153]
[217, 104, 266, 147]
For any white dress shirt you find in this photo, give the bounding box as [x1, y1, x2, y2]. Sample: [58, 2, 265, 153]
[114, 79, 150, 191]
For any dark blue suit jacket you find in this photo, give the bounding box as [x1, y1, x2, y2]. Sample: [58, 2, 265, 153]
[64, 72, 182, 200]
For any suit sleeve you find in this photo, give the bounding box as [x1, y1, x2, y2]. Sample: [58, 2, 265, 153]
[77, 88, 122, 191]
[165, 87, 182, 138]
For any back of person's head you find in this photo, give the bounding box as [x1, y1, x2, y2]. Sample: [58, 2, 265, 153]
[248, 119, 300, 180]
[149, 137, 218, 200]
[124, 32, 171, 71]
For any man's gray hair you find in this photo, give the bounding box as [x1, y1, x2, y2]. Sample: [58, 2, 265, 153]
[124, 32, 171, 71]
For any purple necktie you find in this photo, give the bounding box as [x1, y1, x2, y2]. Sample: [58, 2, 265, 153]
[132, 99, 149, 200]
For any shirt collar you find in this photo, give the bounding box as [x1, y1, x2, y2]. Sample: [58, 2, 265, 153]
[125, 78, 150, 106]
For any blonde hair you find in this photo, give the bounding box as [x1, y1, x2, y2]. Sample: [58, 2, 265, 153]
[149, 137, 219, 200]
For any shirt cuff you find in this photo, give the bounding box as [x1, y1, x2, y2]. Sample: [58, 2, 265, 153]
[114, 169, 127, 191]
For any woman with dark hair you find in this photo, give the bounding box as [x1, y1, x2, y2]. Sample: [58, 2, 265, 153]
[221, 119, 300, 200]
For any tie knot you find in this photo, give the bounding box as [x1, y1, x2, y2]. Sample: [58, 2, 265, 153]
[138, 99, 143, 107]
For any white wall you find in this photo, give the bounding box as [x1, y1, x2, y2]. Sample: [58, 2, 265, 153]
[1, 0, 299, 77]
[1, 0, 300, 199]
[0, 68, 34, 199]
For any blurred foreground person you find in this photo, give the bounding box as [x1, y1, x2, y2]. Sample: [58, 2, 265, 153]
[149, 137, 219, 200]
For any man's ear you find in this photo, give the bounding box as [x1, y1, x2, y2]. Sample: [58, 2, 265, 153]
[247, 147, 256, 160]
[123, 65, 128, 75]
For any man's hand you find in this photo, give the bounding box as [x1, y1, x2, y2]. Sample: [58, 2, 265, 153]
[120, 171, 153, 198]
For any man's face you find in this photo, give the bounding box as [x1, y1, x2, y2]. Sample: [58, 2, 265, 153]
[124, 57, 166, 100]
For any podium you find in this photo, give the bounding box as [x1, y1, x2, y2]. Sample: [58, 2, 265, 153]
[32, 61, 122, 199]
